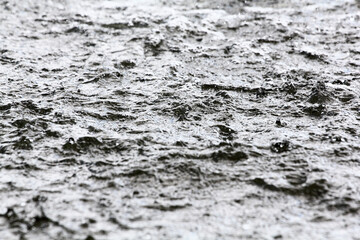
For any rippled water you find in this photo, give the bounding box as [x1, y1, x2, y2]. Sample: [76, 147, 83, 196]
[0, 0, 360, 239]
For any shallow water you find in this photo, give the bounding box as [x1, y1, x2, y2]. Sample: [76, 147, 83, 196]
[0, 0, 360, 239]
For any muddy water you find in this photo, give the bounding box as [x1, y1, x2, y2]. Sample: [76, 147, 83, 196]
[0, 0, 360, 239]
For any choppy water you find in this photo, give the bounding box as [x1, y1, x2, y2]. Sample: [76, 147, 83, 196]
[0, 0, 360, 239]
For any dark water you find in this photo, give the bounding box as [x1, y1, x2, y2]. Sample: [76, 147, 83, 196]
[0, 0, 360, 239]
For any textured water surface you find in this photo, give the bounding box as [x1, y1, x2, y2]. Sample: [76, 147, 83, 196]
[0, 0, 360, 239]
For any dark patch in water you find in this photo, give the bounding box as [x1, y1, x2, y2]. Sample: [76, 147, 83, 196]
[270, 140, 291, 153]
